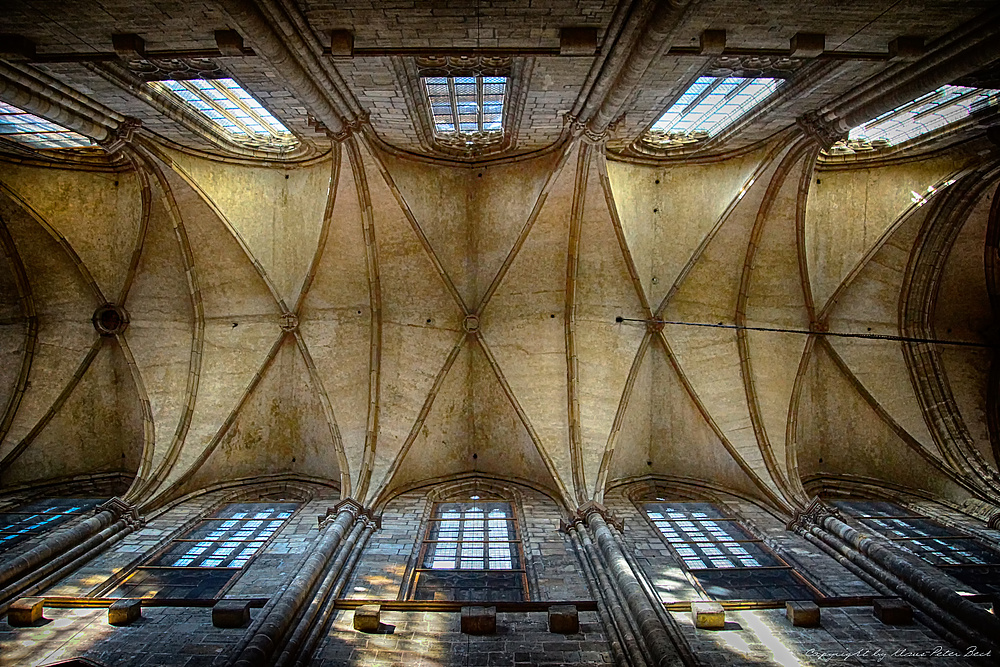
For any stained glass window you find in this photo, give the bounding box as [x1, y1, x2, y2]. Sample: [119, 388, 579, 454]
[834, 500, 1000, 595]
[149, 78, 297, 149]
[645, 77, 781, 148]
[645, 502, 816, 600]
[847, 85, 999, 148]
[411, 501, 526, 601]
[0, 102, 95, 149]
[423, 76, 507, 138]
[110, 502, 298, 600]
[0, 499, 101, 554]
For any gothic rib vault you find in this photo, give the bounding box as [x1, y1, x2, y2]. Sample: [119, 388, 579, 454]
[0, 0, 997, 523]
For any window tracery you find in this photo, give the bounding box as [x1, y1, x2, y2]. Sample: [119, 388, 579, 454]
[644, 502, 817, 600]
[422, 75, 507, 150]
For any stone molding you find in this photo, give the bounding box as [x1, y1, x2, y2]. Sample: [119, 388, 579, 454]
[319, 498, 381, 530]
[786, 496, 843, 532]
[97, 496, 143, 529]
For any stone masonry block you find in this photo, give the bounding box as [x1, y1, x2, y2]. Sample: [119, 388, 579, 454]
[7, 597, 44, 626]
[108, 598, 142, 626]
[785, 600, 820, 627]
[353, 604, 381, 632]
[691, 601, 725, 629]
[873, 598, 912, 625]
[461, 606, 497, 635]
[548, 604, 579, 634]
[212, 599, 251, 628]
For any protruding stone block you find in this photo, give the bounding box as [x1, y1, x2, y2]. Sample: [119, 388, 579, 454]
[560, 27, 597, 56]
[212, 600, 251, 628]
[111, 33, 145, 59]
[888, 36, 924, 61]
[353, 604, 381, 632]
[785, 600, 820, 627]
[789, 32, 825, 57]
[108, 598, 142, 626]
[548, 604, 579, 634]
[0, 34, 36, 60]
[8, 597, 44, 626]
[699, 29, 726, 55]
[691, 601, 725, 629]
[329, 29, 354, 57]
[461, 606, 496, 635]
[215, 30, 244, 57]
[873, 598, 912, 625]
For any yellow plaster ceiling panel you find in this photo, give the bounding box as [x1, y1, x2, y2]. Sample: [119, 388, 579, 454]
[1, 339, 141, 488]
[607, 340, 766, 503]
[658, 146, 796, 505]
[385, 341, 559, 495]
[797, 341, 968, 503]
[176, 335, 342, 496]
[935, 187, 995, 467]
[162, 147, 335, 310]
[826, 203, 938, 456]
[741, 150, 815, 500]
[574, 150, 648, 499]
[143, 159, 283, 499]
[606, 148, 765, 310]
[805, 155, 964, 313]
[358, 141, 466, 502]
[480, 142, 580, 501]
[0, 243, 26, 434]
[0, 165, 141, 303]
[0, 194, 97, 462]
[298, 144, 371, 491]
[120, 174, 196, 477]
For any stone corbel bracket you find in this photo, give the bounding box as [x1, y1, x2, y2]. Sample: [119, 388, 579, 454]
[97, 496, 143, 529]
[98, 116, 142, 154]
[318, 497, 381, 531]
[786, 496, 844, 532]
[560, 500, 625, 533]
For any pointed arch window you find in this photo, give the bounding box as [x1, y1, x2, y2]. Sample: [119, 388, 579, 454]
[0, 499, 101, 554]
[410, 500, 526, 601]
[844, 85, 999, 151]
[149, 78, 297, 150]
[108, 501, 298, 600]
[644, 502, 818, 600]
[644, 76, 781, 149]
[833, 500, 1000, 595]
[0, 102, 95, 149]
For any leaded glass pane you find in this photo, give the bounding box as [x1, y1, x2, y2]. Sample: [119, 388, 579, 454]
[413, 501, 525, 601]
[421, 76, 507, 138]
[0, 499, 102, 553]
[111, 502, 298, 600]
[645, 77, 780, 148]
[848, 85, 999, 146]
[0, 102, 94, 149]
[149, 78, 297, 149]
[645, 502, 813, 601]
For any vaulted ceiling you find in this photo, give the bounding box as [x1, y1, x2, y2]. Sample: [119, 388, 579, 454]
[0, 0, 998, 516]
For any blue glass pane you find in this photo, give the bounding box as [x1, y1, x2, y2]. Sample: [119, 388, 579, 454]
[848, 85, 999, 146]
[422, 76, 507, 138]
[648, 77, 780, 145]
[0, 102, 93, 149]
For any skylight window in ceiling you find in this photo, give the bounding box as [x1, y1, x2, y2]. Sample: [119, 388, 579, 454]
[646, 76, 781, 148]
[847, 85, 999, 148]
[0, 102, 95, 149]
[423, 76, 507, 139]
[149, 78, 296, 149]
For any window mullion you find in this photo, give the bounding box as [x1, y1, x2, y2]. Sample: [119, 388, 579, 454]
[180, 82, 260, 137]
[448, 78, 460, 135]
[207, 81, 282, 140]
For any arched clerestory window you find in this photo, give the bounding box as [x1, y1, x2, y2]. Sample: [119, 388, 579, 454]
[408, 498, 527, 602]
[0, 498, 102, 555]
[103, 501, 299, 600]
[643, 501, 819, 601]
[832, 500, 1000, 596]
